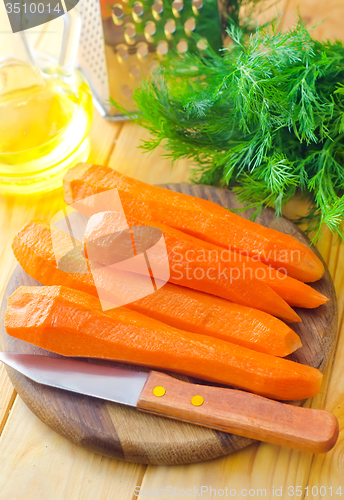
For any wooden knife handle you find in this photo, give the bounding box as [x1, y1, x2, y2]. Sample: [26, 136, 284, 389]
[137, 371, 339, 454]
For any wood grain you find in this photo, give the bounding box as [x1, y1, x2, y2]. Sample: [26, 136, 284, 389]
[281, 0, 344, 40]
[0, 397, 145, 500]
[0, 184, 337, 465]
[0, 0, 343, 495]
[138, 371, 339, 454]
[0, 108, 120, 435]
[305, 239, 344, 497]
[108, 122, 192, 184]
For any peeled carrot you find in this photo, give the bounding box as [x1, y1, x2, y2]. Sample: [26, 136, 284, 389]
[63, 163, 325, 282]
[85, 211, 328, 312]
[12, 220, 301, 356]
[5, 285, 323, 401]
[125, 283, 302, 357]
[12, 221, 97, 298]
[14, 219, 300, 323]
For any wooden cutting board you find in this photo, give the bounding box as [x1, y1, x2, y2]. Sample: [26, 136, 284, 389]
[0, 184, 338, 465]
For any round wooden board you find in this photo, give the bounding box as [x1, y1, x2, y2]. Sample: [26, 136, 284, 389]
[0, 184, 338, 465]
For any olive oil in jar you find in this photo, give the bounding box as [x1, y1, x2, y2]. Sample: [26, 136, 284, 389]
[0, 58, 93, 194]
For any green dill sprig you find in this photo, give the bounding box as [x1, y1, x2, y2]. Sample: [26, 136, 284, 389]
[112, 18, 344, 242]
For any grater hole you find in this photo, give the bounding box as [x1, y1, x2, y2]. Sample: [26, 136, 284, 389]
[122, 85, 133, 97]
[136, 42, 149, 60]
[144, 20, 156, 42]
[177, 39, 188, 53]
[152, 0, 164, 21]
[129, 65, 141, 79]
[184, 17, 196, 36]
[112, 3, 124, 25]
[116, 43, 129, 63]
[124, 23, 137, 45]
[164, 19, 176, 39]
[197, 38, 208, 51]
[192, 0, 203, 15]
[157, 40, 169, 57]
[172, 0, 183, 17]
[132, 1, 144, 22]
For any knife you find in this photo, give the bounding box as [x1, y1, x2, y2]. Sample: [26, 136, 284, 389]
[0, 352, 338, 454]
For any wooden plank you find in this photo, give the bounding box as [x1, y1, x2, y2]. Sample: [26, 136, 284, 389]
[0, 190, 66, 436]
[136, 225, 339, 497]
[88, 110, 123, 166]
[137, 443, 314, 500]
[80, 1, 344, 488]
[281, 0, 344, 40]
[0, 365, 16, 434]
[244, 0, 289, 26]
[132, 150, 342, 499]
[108, 122, 192, 184]
[0, 108, 120, 296]
[2, 189, 336, 464]
[0, 109, 120, 437]
[0, 398, 145, 500]
[305, 239, 344, 496]
[0, 111, 143, 499]
[306, 327, 344, 496]
[0, 0, 343, 497]
[134, 226, 337, 499]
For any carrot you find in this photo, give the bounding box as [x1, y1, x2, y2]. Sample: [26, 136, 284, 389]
[4, 285, 323, 401]
[84, 211, 328, 311]
[125, 284, 302, 357]
[12, 221, 97, 298]
[14, 219, 300, 323]
[12, 220, 301, 356]
[63, 163, 324, 282]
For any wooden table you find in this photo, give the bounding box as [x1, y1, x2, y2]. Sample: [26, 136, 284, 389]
[0, 1, 344, 498]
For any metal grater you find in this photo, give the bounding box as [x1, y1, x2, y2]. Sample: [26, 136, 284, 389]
[78, 0, 228, 119]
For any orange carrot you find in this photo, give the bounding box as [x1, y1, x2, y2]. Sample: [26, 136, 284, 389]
[126, 283, 302, 357]
[12, 221, 97, 298]
[63, 163, 324, 282]
[12, 220, 301, 356]
[14, 218, 301, 323]
[5, 285, 323, 401]
[84, 211, 327, 311]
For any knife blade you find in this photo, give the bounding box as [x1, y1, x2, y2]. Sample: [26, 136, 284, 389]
[0, 352, 339, 454]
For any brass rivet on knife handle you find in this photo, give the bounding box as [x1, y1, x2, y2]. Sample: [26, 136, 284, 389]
[153, 386, 166, 397]
[191, 395, 204, 406]
[137, 371, 339, 454]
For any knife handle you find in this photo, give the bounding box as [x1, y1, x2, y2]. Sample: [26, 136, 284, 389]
[137, 371, 339, 454]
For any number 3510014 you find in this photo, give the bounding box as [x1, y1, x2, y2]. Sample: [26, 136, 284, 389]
[5, 2, 62, 14]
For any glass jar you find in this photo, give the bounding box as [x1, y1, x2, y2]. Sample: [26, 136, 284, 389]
[0, 11, 93, 194]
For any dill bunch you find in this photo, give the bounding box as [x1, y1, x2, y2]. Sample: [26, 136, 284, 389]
[113, 19, 344, 242]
